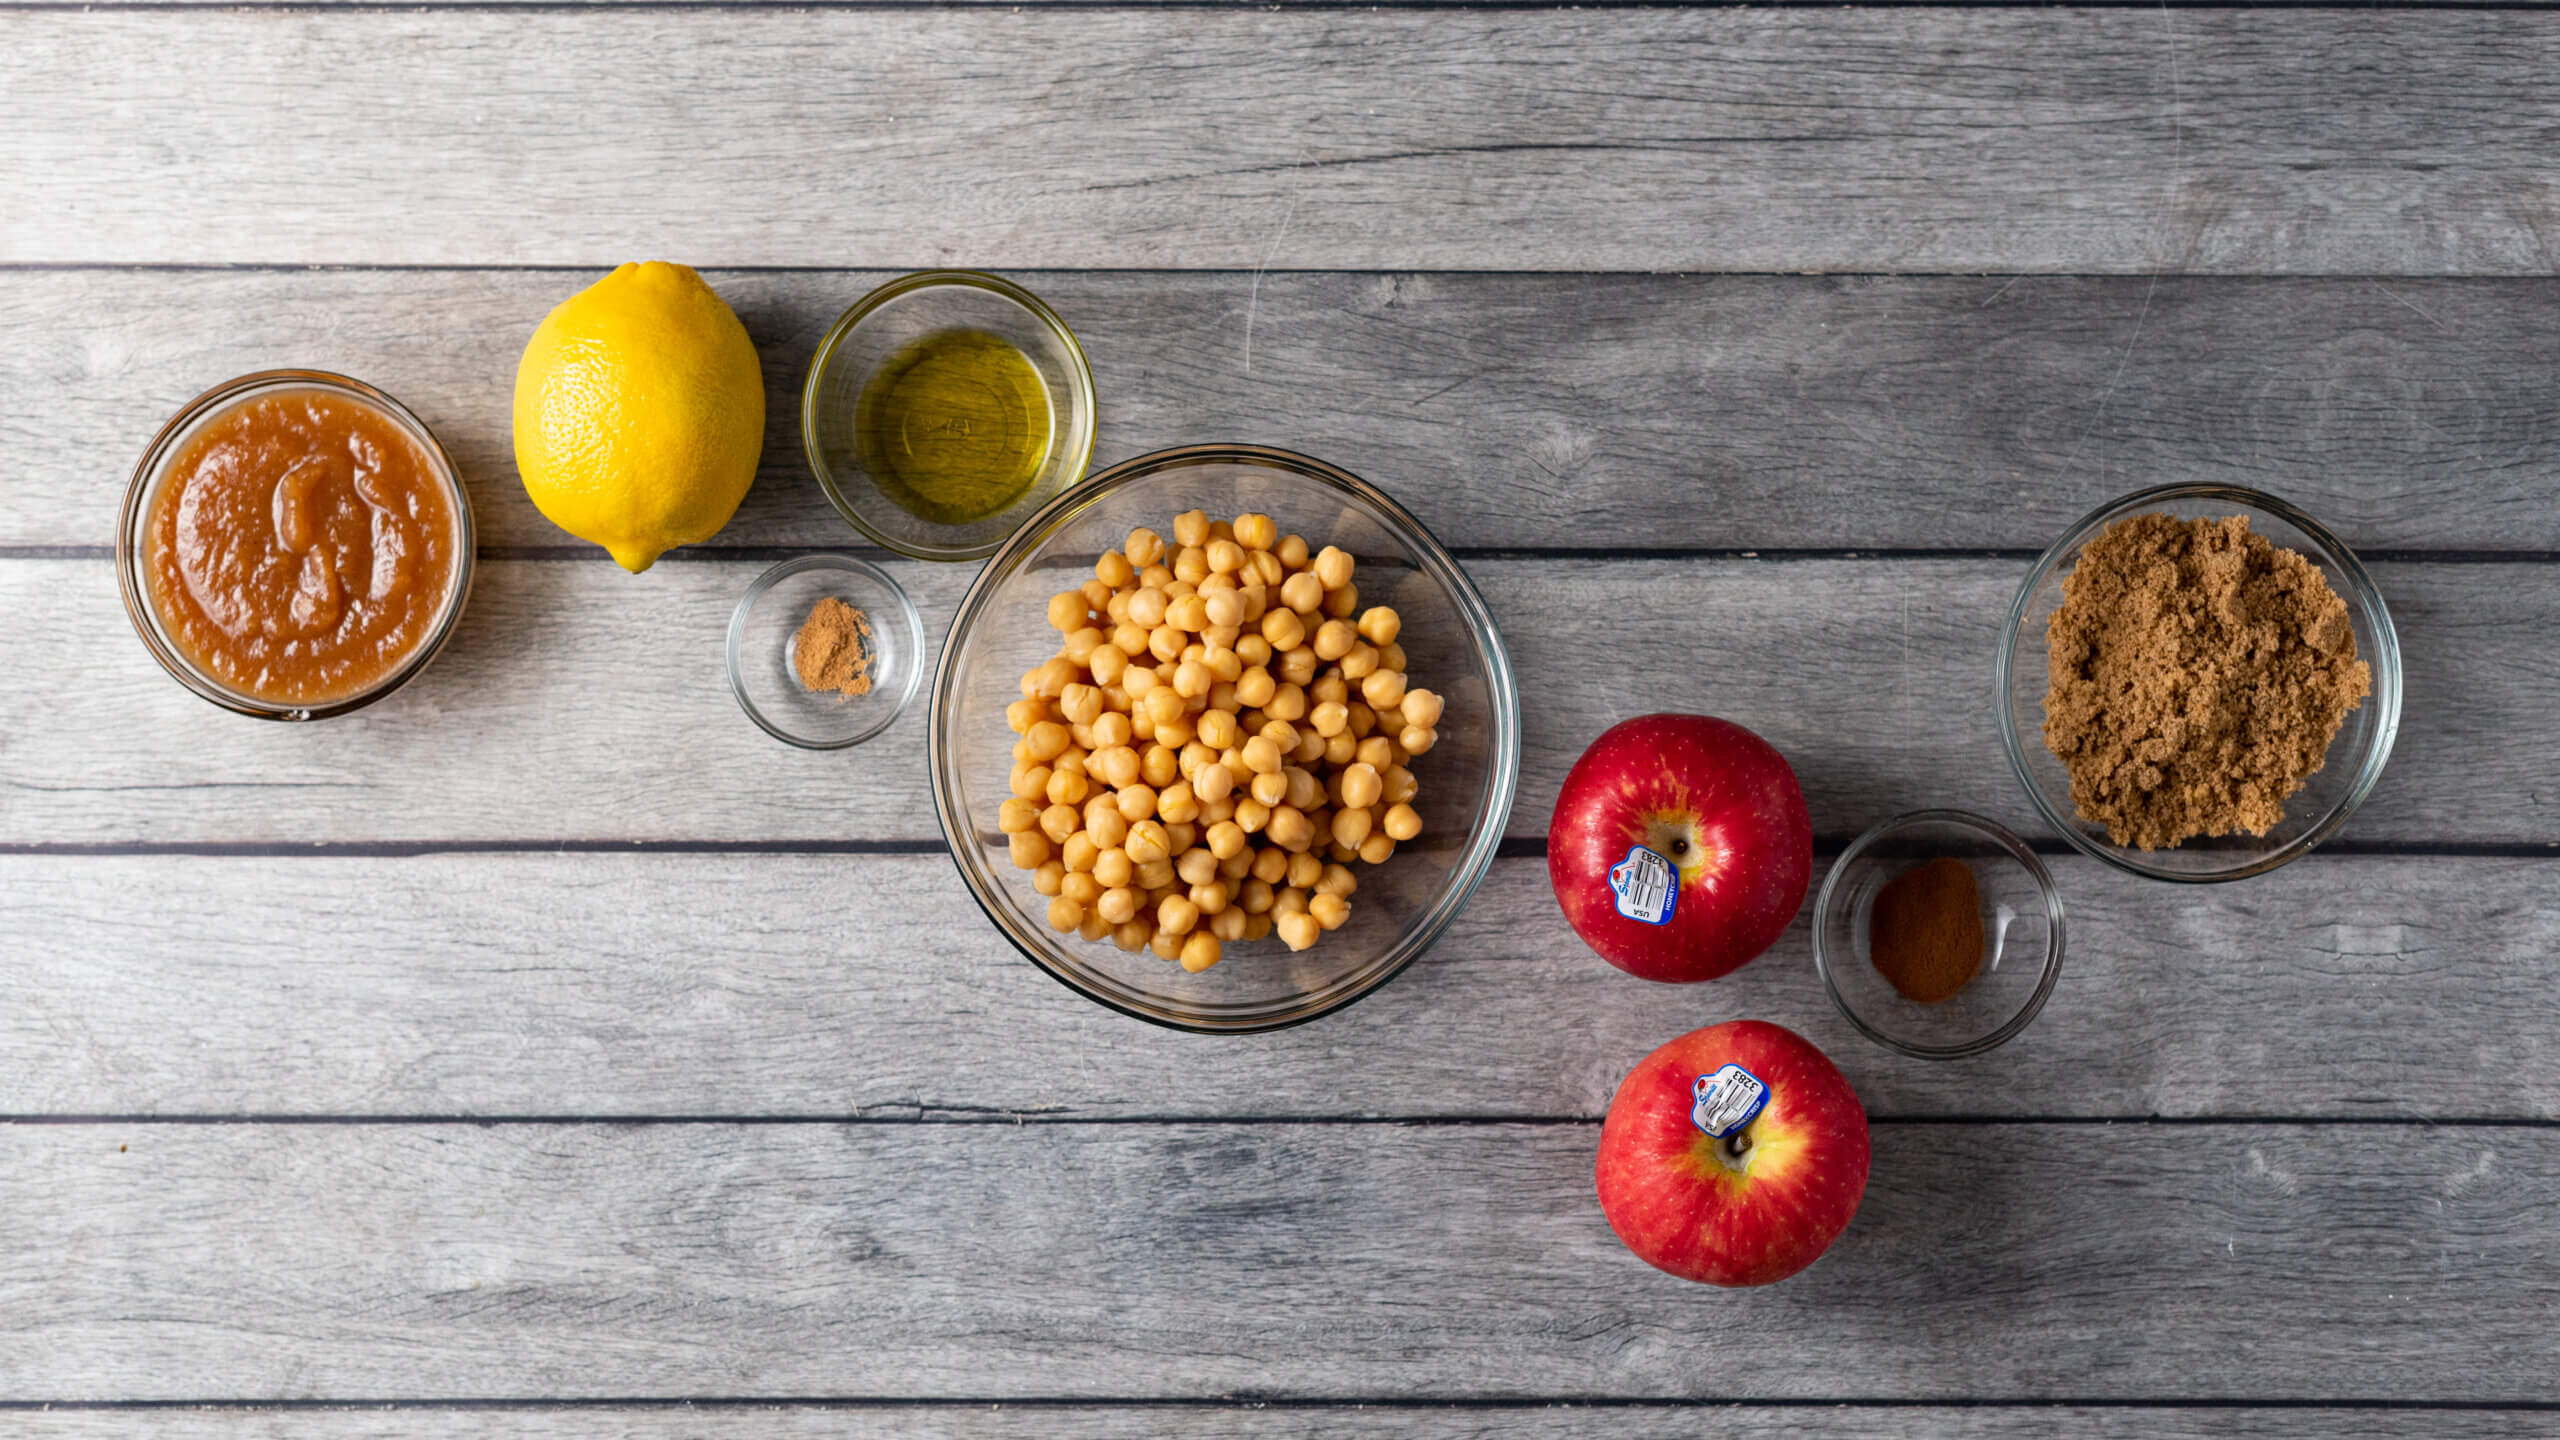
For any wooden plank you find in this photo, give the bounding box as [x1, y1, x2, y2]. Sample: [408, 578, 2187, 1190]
[5, 852, 2557, 1121]
[18, 269, 2560, 553]
[3, 1121, 2554, 1400]
[4, 10, 2555, 274]
[2, 556, 2548, 846]
[7, 1407, 2548, 1439]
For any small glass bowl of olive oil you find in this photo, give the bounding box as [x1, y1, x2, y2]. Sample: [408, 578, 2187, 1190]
[803, 272, 1097, 562]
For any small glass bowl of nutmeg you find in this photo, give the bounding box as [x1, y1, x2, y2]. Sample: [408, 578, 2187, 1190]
[1814, 810, 2067, 1060]
[927, 444, 1521, 1033]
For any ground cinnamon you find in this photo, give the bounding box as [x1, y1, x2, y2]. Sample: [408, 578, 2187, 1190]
[1868, 857, 1983, 1004]
[791, 595, 875, 699]
[2042, 513, 2370, 850]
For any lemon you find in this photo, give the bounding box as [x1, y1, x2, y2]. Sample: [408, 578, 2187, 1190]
[512, 262, 764, 573]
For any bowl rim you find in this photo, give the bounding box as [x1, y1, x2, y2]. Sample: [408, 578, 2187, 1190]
[800, 269, 1098, 563]
[1812, 808, 2068, 1061]
[1994, 481, 2404, 884]
[927, 442, 1523, 1033]
[725, 552, 928, 750]
[115, 368, 478, 722]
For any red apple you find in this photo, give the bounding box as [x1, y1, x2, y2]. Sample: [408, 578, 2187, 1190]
[1595, 1019, 1870, 1286]
[1548, 713, 1812, 982]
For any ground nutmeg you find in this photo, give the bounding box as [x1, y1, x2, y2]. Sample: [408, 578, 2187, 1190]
[1868, 857, 1984, 1005]
[791, 595, 875, 699]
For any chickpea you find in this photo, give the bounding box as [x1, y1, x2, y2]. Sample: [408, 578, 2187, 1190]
[1102, 918, 1143, 952]
[1061, 870, 1102, 907]
[1148, 626, 1186, 664]
[1203, 589, 1245, 629]
[1382, 802, 1422, 842]
[1315, 863, 1358, 899]
[1312, 619, 1357, 661]
[1339, 762, 1383, 810]
[1252, 847, 1291, 884]
[1063, 832, 1100, 873]
[1323, 732, 1356, 767]
[1006, 698, 1047, 734]
[1047, 591, 1088, 632]
[1268, 805, 1315, 852]
[1275, 911, 1322, 952]
[1401, 689, 1445, 729]
[1150, 929, 1184, 963]
[1040, 804, 1079, 845]
[1173, 547, 1209, 585]
[1046, 895, 1085, 932]
[1203, 647, 1244, 684]
[1158, 893, 1201, 937]
[1382, 763, 1423, 809]
[1235, 667, 1277, 709]
[1400, 725, 1439, 757]
[1206, 819, 1248, 859]
[1095, 886, 1139, 926]
[1331, 807, 1373, 849]
[1176, 847, 1221, 888]
[1089, 646, 1129, 688]
[1125, 819, 1171, 865]
[1357, 832, 1396, 865]
[1033, 859, 1065, 896]
[1356, 736, 1397, 770]
[1276, 647, 1318, 686]
[1361, 670, 1407, 712]
[1339, 644, 1379, 682]
[1024, 717, 1074, 760]
[1095, 549, 1136, 588]
[1059, 684, 1104, 726]
[1249, 769, 1290, 807]
[998, 798, 1040, 834]
[1309, 701, 1349, 738]
[1210, 906, 1249, 942]
[1283, 767, 1323, 811]
[1125, 528, 1165, 567]
[1286, 852, 1325, 890]
[1206, 538, 1246, 575]
[1178, 931, 1223, 973]
[1194, 762, 1236, 803]
[1355, 606, 1400, 647]
[1251, 550, 1286, 587]
[1045, 768, 1089, 807]
[1165, 593, 1207, 632]
[1191, 879, 1230, 916]
[1136, 858, 1178, 891]
[1310, 891, 1351, 932]
[1308, 544, 1351, 589]
[1261, 608, 1308, 652]
[1141, 745, 1181, 788]
[1234, 513, 1277, 550]
[1265, 682, 1308, 723]
[1280, 571, 1325, 615]
[1197, 709, 1240, 750]
[1234, 797, 1272, 834]
[1033, 657, 1078, 698]
[1094, 846, 1135, 889]
[1260, 720, 1301, 754]
[1323, 584, 1358, 620]
[1095, 747, 1140, 789]
[1171, 509, 1211, 547]
[1240, 735, 1284, 775]
[1164, 821, 1198, 855]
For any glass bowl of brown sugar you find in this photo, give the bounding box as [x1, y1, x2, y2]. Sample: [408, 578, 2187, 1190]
[1814, 810, 2066, 1060]
[1995, 483, 2403, 884]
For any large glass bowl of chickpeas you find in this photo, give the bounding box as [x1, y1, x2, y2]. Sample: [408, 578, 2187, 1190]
[928, 444, 1521, 1032]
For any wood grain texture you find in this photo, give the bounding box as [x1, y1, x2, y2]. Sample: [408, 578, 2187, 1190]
[5, 852, 2557, 1121]
[6, 10, 2558, 273]
[17, 269, 2560, 553]
[3, 556, 2550, 846]
[9, 1408, 2552, 1439]
[5, 1121, 2556, 1400]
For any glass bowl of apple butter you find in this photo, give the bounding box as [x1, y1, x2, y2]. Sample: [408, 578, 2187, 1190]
[117, 370, 476, 720]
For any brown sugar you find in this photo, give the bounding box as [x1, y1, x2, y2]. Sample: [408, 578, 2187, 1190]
[791, 595, 875, 699]
[2042, 512, 2371, 850]
[1868, 857, 1983, 1004]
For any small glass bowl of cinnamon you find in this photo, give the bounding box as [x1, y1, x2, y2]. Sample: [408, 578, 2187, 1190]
[1812, 810, 2066, 1060]
[726, 554, 926, 748]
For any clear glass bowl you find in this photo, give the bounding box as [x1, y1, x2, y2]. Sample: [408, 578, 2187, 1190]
[1995, 483, 2403, 883]
[727, 555, 926, 749]
[1814, 810, 2066, 1060]
[802, 271, 1097, 562]
[116, 369, 476, 721]
[929, 444, 1522, 1032]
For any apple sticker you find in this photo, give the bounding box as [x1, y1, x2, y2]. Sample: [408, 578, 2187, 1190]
[1690, 1064, 1767, 1139]
[1608, 845, 1677, 926]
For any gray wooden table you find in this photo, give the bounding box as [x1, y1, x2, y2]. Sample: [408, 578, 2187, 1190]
[6, 3, 2558, 1433]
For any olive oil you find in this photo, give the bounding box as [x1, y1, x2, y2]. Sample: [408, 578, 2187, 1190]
[855, 329, 1053, 526]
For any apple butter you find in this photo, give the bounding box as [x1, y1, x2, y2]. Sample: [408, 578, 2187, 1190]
[144, 387, 464, 707]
